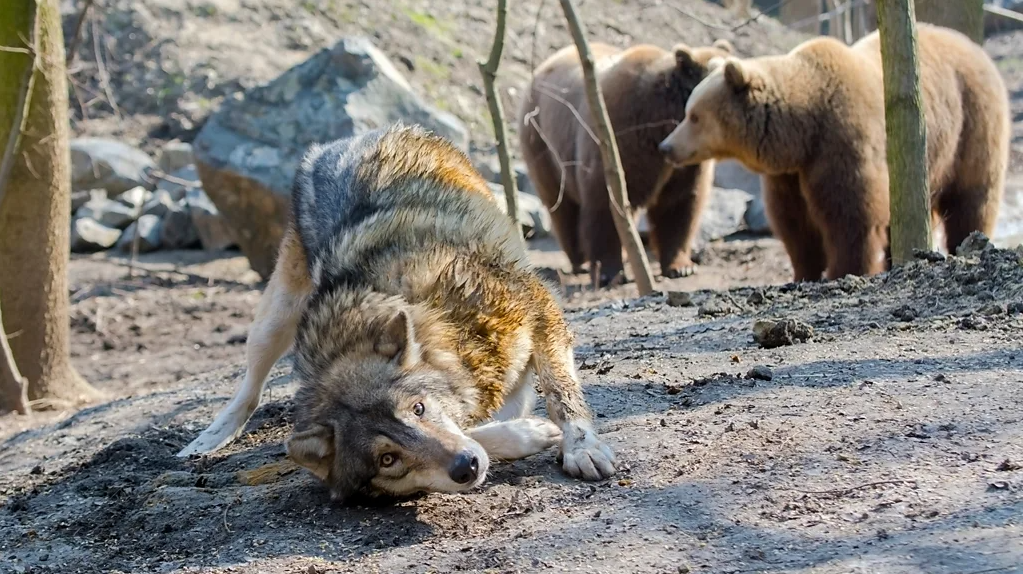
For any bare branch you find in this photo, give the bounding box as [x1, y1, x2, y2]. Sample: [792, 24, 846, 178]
[558, 0, 655, 295]
[66, 0, 95, 64]
[90, 14, 120, 119]
[478, 0, 521, 239]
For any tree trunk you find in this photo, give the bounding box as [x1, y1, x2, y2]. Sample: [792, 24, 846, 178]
[478, 0, 522, 243]
[0, 0, 100, 411]
[877, 0, 932, 265]
[558, 0, 655, 296]
[914, 0, 984, 43]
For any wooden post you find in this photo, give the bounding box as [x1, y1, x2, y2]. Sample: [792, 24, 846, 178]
[877, 0, 932, 264]
[558, 0, 655, 295]
[478, 0, 522, 241]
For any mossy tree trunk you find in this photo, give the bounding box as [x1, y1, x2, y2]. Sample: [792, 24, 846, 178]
[877, 0, 932, 265]
[914, 0, 984, 43]
[0, 0, 100, 413]
[558, 0, 655, 295]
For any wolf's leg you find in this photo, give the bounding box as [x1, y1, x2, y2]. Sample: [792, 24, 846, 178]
[467, 417, 562, 461]
[492, 368, 537, 422]
[531, 302, 616, 480]
[178, 231, 312, 457]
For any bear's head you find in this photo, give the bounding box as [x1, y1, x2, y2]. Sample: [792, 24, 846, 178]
[658, 56, 774, 171]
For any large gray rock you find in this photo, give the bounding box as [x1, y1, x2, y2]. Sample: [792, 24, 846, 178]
[117, 215, 163, 253]
[993, 173, 1023, 249]
[157, 141, 195, 173]
[186, 187, 238, 251]
[70, 218, 122, 253]
[637, 187, 753, 247]
[193, 36, 469, 278]
[70, 138, 155, 195]
[714, 159, 770, 235]
[487, 183, 551, 239]
[76, 197, 138, 230]
[476, 157, 535, 196]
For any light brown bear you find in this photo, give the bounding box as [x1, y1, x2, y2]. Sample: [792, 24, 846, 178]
[519, 39, 734, 286]
[658, 24, 1010, 281]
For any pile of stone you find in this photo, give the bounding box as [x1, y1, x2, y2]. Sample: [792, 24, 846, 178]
[68, 138, 237, 255]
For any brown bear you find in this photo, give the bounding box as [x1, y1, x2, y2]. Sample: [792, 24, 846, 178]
[658, 24, 1010, 282]
[518, 39, 734, 286]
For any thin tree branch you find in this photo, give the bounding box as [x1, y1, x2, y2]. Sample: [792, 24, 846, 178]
[478, 0, 521, 240]
[0, 290, 30, 415]
[90, 14, 120, 119]
[558, 0, 655, 295]
[65, 0, 95, 65]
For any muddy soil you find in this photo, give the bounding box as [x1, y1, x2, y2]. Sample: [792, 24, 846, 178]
[1, 235, 1021, 574]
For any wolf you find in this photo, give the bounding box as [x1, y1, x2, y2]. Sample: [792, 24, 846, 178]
[176, 124, 617, 501]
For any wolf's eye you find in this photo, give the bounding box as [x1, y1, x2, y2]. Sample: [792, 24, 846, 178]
[380, 453, 397, 467]
[689, 113, 700, 125]
[413, 402, 425, 417]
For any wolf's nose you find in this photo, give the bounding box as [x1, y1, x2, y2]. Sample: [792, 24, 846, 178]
[658, 140, 673, 156]
[449, 452, 479, 484]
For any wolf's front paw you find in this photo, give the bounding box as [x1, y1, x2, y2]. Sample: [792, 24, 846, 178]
[559, 420, 616, 481]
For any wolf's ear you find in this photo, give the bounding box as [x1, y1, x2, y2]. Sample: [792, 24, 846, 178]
[713, 39, 735, 54]
[286, 424, 335, 481]
[375, 309, 421, 368]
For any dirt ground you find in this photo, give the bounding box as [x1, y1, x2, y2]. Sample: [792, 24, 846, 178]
[1, 232, 1022, 574]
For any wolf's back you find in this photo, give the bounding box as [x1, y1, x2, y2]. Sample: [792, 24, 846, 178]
[289, 124, 523, 286]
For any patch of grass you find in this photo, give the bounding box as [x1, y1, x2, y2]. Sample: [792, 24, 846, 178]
[403, 8, 454, 38]
[414, 56, 451, 81]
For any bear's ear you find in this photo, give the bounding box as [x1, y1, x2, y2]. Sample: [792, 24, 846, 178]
[674, 44, 695, 68]
[724, 59, 757, 92]
[713, 39, 735, 54]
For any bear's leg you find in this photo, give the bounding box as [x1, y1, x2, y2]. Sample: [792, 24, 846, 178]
[937, 184, 1002, 254]
[579, 201, 625, 287]
[647, 165, 712, 279]
[763, 174, 827, 282]
[547, 198, 587, 275]
[810, 179, 888, 279]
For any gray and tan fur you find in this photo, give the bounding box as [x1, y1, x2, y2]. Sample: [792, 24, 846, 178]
[177, 124, 616, 501]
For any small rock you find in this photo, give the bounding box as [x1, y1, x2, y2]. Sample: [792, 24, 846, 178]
[1007, 302, 1023, 314]
[698, 298, 735, 317]
[117, 214, 163, 253]
[913, 249, 945, 262]
[891, 305, 918, 322]
[746, 289, 766, 305]
[959, 315, 988, 331]
[160, 205, 201, 249]
[995, 459, 1021, 472]
[666, 291, 693, 307]
[752, 318, 814, 349]
[29, 465, 42, 475]
[72, 189, 105, 213]
[142, 190, 177, 218]
[988, 480, 1010, 491]
[956, 231, 991, 257]
[746, 365, 773, 381]
[115, 185, 152, 210]
[157, 141, 194, 173]
[77, 197, 138, 229]
[186, 188, 238, 251]
[70, 137, 155, 194]
[979, 302, 1006, 316]
[70, 217, 122, 252]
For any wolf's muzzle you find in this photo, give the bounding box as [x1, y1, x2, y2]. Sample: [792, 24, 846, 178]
[448, 451, 480, 484]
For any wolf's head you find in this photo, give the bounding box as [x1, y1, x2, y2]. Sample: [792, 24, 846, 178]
[286, 291, 489, 503]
